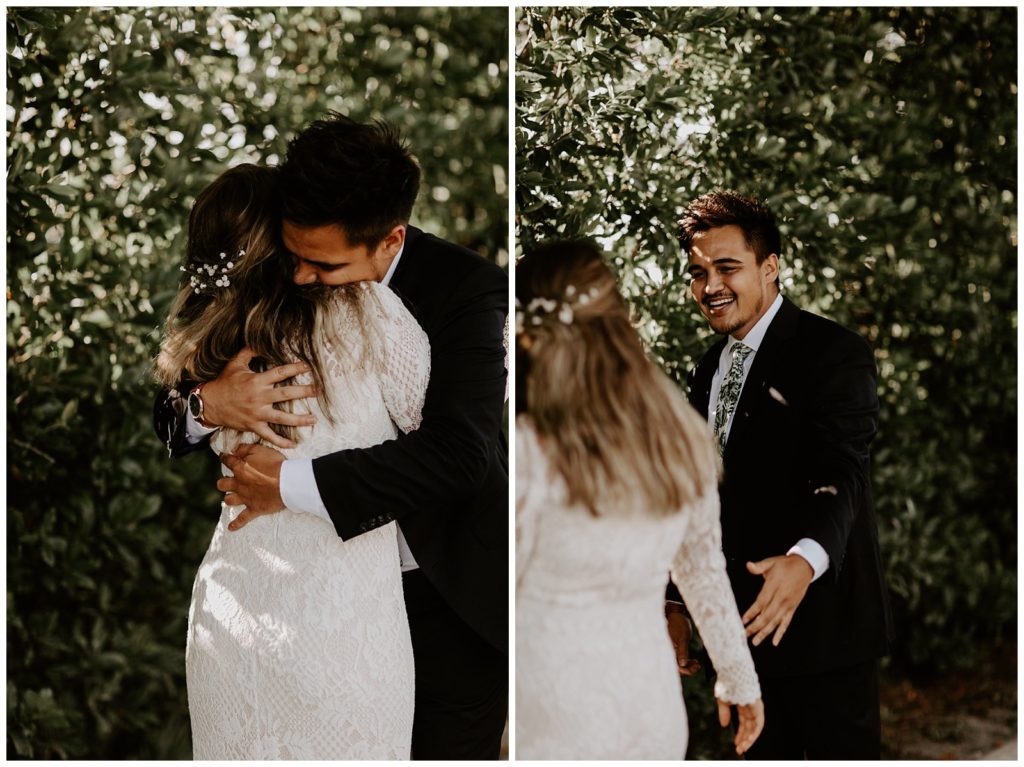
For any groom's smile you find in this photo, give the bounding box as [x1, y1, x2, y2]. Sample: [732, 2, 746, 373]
[704, 293, 737, 317]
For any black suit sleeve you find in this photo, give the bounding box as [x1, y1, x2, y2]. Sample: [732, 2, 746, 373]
[800, 332, 879, 580]
[311, 265, 507, 540]
[153, 380, 211, 458]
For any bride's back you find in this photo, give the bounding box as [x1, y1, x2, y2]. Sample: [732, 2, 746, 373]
[515, 240, 726, 760]
[515, 419, 703, 760]
[515, 240, 718, 605]
[516, 420, 693, 606]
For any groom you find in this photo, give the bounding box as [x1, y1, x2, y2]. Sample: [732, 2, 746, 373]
[154, 114, 509, 759]
[673, 191, 893, 759]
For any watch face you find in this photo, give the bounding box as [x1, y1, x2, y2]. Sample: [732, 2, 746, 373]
[188, 391, 202, 418]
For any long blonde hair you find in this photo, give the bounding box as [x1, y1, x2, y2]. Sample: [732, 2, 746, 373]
[516, 240, 719, 515]
[154, 163, 366, 441]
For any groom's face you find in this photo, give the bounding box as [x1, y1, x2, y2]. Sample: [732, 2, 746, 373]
[283, 221, 405, 286]
[687, 224, 779, 340]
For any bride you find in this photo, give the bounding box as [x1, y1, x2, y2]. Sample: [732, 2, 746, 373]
[515, 240, 763, 759]
[154, 163, 429, 759]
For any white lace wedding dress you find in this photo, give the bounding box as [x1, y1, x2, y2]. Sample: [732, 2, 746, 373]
[515, 418, 760, 759]
[185, 282, 430, 760]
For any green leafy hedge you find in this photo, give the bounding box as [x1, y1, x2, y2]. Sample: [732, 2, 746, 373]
[7, 6, 508, 759]
[517, 6, 1016, 757]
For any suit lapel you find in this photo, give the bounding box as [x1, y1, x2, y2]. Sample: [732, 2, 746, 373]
[724, 296, 800, 454]
[689, 337, 726, 419]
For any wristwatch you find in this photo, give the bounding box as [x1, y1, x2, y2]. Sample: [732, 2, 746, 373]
[187, 383, 213, 428]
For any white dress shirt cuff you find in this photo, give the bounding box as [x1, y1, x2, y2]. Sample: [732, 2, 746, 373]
[279, 458, 334, 527]
[787, 538, 830, 582]
[185, 409, 219, 444]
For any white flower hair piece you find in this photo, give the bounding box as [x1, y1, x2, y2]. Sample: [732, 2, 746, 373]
[515, 285, 600, 331]
[180, 247, 245, 294]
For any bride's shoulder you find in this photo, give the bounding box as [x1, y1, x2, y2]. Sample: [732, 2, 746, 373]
[515, 416, 545, 459]
[516, 414, 536, 436]
[357, 279, 404, 308]
[322, 281, 392, 314]
[362, 282, 422, 331]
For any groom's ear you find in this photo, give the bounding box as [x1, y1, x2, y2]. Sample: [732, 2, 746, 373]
[762, 253, 780, 284]
[381, 224, 406, 257]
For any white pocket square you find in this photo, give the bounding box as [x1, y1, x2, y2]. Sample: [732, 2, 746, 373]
[768, 386, 790, 407]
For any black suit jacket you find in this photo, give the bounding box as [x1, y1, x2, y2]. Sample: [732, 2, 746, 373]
[154, 226, 509, 654]
[682, 297, 893, 680]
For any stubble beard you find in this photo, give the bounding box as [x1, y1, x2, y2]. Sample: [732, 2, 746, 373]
[706, 291, 765, 337]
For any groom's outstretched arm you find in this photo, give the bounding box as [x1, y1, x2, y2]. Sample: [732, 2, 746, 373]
[741, 328, 879, 646]
[313, 264, 507, 540]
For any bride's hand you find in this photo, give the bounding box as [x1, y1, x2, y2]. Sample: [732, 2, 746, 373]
[202, 348, 318, 449]
[717, 697, 764, 756]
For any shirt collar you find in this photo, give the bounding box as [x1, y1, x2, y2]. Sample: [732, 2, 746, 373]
[726, 292, 784, 354]
[380, 242, 405, 287]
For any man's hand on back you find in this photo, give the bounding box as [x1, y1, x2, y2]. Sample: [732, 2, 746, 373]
[218, 444, 288, 530]
[200, 347, 317, 449]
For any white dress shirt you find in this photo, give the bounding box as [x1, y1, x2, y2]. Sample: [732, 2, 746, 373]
[707, 293, 830, 582]
[187, 245, 420, 570]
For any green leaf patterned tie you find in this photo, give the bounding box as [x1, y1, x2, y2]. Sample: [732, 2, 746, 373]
[713, 342, 753, 454]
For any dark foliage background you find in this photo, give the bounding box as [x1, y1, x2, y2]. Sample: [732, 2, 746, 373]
[7, 6, 508, 759]
[517, 6, 1016, 759]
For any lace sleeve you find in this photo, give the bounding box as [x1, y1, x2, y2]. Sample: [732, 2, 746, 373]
[367, 282, 431, 434]
[670, 490, 761, 705]
[515, 418, 541, 586]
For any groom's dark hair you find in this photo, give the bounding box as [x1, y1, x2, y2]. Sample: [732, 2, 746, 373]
[678, 190, 781, 265]
[279, 112, 421, 247]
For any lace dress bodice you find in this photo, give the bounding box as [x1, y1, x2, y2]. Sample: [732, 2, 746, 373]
[186, 281, 429, 759]
[516, 418, 760, 759]
[207, 282, 429, 536]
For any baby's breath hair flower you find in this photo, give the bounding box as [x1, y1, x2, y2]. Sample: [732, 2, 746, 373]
[183, 246, 244, 295]
[516, 284, 598, 331]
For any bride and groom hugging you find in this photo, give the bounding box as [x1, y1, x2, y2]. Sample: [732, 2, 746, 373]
[152, 114, 508, 759]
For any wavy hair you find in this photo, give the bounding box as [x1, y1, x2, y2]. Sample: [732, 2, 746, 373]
[154, 163, 367, 441]
[516, 240, 719, 515]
